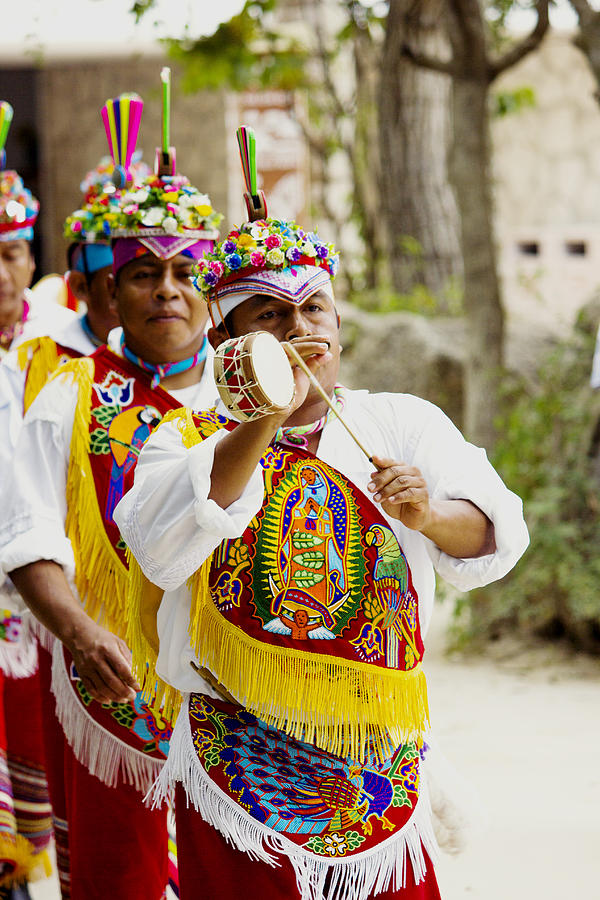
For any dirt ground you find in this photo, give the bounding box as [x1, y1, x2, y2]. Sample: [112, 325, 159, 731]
[31, 600, 600, 899]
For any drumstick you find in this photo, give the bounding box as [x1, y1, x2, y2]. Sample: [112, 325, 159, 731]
[284, 342, 382, 469]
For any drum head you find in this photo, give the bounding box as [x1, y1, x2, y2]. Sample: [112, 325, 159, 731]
[250, 332, 295, 408]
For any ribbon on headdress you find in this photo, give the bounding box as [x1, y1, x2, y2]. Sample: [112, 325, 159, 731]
[208, 264, 333, 326]
[71, 243, 114, 275]
[112, 236, 214, 274]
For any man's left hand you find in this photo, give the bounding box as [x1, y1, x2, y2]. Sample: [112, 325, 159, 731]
[367, 456, 431, 532]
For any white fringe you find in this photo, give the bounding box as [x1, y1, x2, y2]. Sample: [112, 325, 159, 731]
[50, 641, 164, 795]
[151, 696, 439, 900]
[0, 617, 38, 679]
[26, 614, 56, 656]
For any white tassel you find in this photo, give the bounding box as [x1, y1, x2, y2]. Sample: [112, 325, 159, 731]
[26, 615, 56, 656]
[0, 617, 38, 679]
[150, 696, 439, 900]
[51, 641, 164, 794]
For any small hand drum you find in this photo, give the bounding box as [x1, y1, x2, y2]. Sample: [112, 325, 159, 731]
[214, 331, 295, 422]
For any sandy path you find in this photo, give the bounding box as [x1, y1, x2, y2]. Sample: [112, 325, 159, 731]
[427, 603, 600, 899]
[31, 602, 600, 899]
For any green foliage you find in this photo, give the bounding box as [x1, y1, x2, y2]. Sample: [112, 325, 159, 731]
[492, 85, 536, 117]
[485, 0, 540, 49]
[457, 321, 600, 652]
[156, 0, 309, 93]
[130, 0, 155, 23]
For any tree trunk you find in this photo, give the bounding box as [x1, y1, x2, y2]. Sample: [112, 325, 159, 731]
[353, 24, 390, 290]
[448, 76, 504, 451]
[379, 0, 461, 300]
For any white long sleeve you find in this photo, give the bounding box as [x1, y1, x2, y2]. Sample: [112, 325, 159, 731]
[114, 420, 265, 591]
[0, 374, 77, 586]
[115, 388, 529, 693]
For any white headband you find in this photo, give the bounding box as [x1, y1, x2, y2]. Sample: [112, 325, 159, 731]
[209, 265, 333, 326]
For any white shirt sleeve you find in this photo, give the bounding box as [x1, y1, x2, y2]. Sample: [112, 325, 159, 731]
[0, 375, 77, 580]
[113, 418, 265, 592]
[394, 396, 529, 591]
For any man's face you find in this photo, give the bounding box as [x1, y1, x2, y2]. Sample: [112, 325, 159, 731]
[110, 253, 209, 363]
[211, 289, 341, 401]
[0, 240, 35, 321]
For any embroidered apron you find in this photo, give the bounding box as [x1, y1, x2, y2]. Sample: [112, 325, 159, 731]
[54, 348, 182, 790]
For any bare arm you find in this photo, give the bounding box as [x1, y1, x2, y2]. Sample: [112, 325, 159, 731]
[368, 456, 495, 559]
[10, 560, 139, 703]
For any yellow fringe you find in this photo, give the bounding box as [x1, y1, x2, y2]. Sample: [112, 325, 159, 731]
[54, 359, 130, 637]
[190, 582, 429, 764]
[126, 552, 182, 724]
[17, 336, 62, 412]
[126, 405, 429, 761]
[0, 832, 43, 888]
[125, 408, 206, 723]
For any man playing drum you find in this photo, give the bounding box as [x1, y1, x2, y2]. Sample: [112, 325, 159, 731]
[115, 213, 529, 900]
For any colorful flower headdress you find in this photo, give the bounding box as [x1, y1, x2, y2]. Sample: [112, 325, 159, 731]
[64, 82, 221, 245]
[192, 217, 339, 296]
[64, 153, 151, 244]
[0, 102, 39, 242]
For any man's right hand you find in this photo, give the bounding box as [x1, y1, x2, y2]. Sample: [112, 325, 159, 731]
[68, 620, 140, 704]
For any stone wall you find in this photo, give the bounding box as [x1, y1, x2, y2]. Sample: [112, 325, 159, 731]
[493, 31, 600, 334]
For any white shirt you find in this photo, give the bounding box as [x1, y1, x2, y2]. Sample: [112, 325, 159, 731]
[0, 308, 89, 606]
[11, 288, 78, 352]
[113, 389, 529, 694]
[1, 315, 98, 462]
[0, 328, 218, 615]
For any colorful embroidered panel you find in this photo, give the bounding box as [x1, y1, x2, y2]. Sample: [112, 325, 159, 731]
[64, 646, 172, 762]
[206, 432, 424, 674]
[189, 694, 425, 859]
[0, 612, 21, 645]
[85, 347, 182, 568]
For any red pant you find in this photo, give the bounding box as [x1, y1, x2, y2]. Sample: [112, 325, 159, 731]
[37, 646, 168, 900]
[4, 669, 53, 856]
[175, 783, 441, 900]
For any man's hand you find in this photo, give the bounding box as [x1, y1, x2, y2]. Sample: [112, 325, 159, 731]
[67, 620, 140, 704]
[283, 335, 332, 415]
[367, 456, 431, 531]
[367, 455, 495, 559]
[10, 560, 141, 704]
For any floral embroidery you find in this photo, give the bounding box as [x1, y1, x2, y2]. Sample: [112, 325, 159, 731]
[306, 830, 365, 856]
[0, 611, 22, 644]
[188, 695, 424, 859]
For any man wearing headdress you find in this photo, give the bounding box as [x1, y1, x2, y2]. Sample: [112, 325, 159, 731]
[0, 104, 222, 898]
[115, 212, 529, 900]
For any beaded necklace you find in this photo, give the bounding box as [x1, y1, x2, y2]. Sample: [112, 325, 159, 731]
[119, 333, 208, 389]
[274, 384, 345, 449]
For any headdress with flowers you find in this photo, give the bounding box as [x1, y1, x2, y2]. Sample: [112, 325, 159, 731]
[64, 171, 221, 243]
[63, 153, 150, 243]
[0, 102, 39, 241]
[192, 217, 339, 297]
[64, 89, 222, 245]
